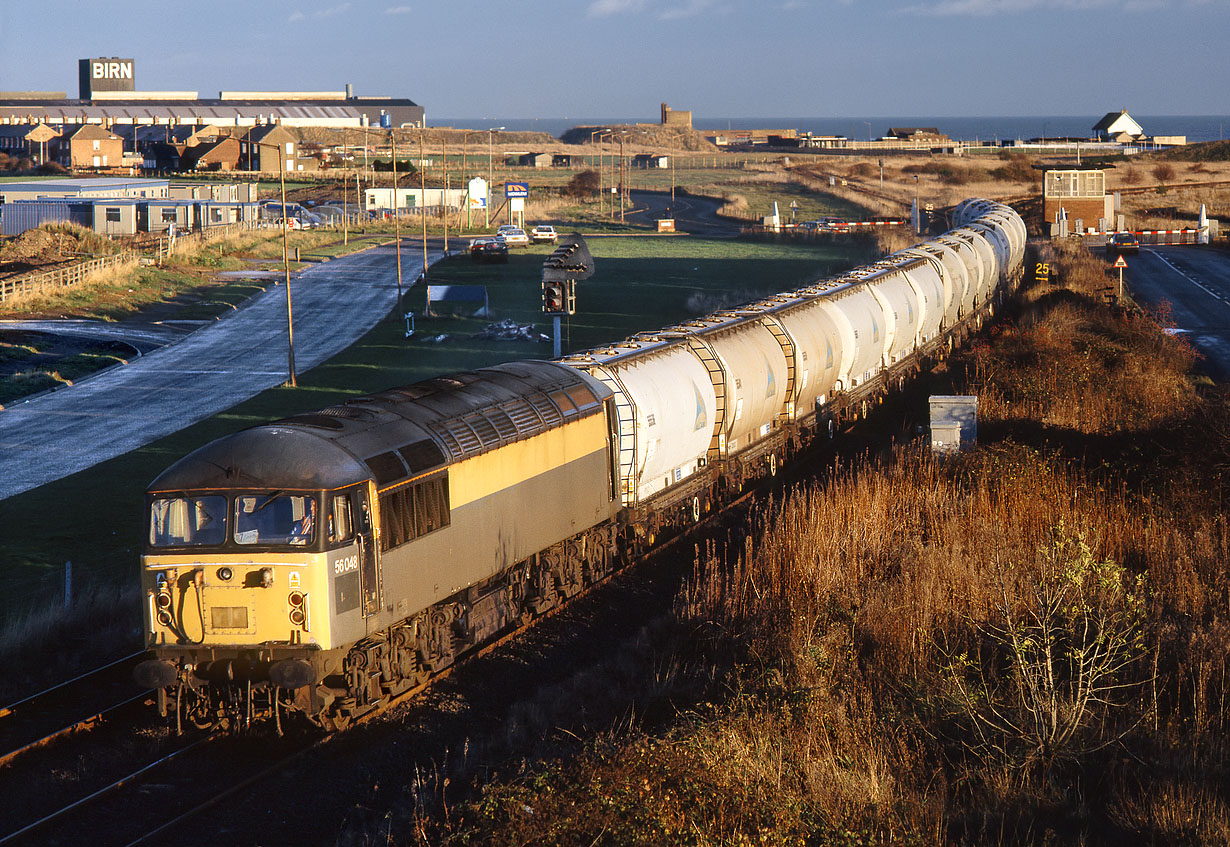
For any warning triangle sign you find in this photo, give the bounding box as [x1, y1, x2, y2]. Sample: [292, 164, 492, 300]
[1112, 255, 1128, 269]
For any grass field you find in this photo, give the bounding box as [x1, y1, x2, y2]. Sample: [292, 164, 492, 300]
[0, 234, 873, 644]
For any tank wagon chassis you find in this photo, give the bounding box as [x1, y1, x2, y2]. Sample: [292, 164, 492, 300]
[134, 199, 1027, 734]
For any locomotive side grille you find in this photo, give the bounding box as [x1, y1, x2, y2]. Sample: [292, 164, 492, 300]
[527, 394, 564, 427]
[466, 414, 501, 447]
[503, 398, 544, 432]
[486, 408, 520, 441]
[443, 419, 483, 454]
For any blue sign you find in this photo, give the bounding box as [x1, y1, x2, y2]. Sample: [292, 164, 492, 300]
[505, 182, 529, 198]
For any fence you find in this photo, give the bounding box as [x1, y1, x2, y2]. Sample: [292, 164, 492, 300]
[0, 221, 262, 302]
[0, 252, 140, 304]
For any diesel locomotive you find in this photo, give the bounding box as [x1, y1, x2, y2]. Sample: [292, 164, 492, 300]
[134, 199, 1027, 730]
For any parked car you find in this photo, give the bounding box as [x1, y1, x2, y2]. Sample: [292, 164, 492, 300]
[1107, 231, 1139, 255]
[469, 237, 508, 263]
[495, 225, 530, 248]
[530, 225, 558, 244]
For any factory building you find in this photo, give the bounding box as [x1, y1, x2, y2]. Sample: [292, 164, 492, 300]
[0, 56, 424, 130]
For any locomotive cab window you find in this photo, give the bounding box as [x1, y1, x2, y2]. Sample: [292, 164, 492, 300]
[329, 493, 354, 546]
[149, 495, 227, 547]
[234, 493, 317, 546]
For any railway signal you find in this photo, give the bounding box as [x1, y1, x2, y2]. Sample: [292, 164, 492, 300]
[542, 280, 567, 315]
[541, 235, 595, 357]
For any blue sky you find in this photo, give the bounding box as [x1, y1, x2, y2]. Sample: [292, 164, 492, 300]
[2, 0, 1227, 120]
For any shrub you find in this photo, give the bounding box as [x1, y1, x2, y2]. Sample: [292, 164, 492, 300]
[990, 154, 1034, 183]
[564, 169, 599, 197]
[1152, 163, 1176, 183]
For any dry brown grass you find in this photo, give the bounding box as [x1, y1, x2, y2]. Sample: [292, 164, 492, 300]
[439, 232, 1230, 845]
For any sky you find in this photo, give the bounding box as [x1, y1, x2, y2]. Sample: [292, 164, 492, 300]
[2, 0, 1228, 121]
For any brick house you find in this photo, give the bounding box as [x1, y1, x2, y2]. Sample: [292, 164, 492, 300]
[51, 124, 124, 169]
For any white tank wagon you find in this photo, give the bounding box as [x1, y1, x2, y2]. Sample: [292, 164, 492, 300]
[132, 199, 1027, 731]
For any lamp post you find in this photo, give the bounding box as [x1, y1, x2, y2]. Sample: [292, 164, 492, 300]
[487, 126, 504, 228]
[590, 129, 603, 216]
[419, 127, 429, 282]
[256, 138, 296, 386]
[390, 131, 404, 318]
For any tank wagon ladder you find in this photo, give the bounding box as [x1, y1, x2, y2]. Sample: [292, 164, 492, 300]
[684, 336, 728, 460]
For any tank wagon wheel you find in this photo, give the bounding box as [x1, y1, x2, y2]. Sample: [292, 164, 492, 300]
[767, 452, 777, 478]
[690, 495, 702, 523]
[827, 418, 836, 440]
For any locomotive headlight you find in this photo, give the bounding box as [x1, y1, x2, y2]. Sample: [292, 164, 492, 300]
[156, 610, 172, 626]
[155, 592, 172, 609]
[288, 591, 308, 628]
[217, 566, 233, 582]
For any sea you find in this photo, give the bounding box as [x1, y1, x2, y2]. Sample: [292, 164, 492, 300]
[434, 115, 1230, 145]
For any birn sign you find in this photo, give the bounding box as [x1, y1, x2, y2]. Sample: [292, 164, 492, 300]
[79, 57, 135, 98]
[505, 182, 529, 198]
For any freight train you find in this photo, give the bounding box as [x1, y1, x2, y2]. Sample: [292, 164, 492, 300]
[134, 198, 1026, 730]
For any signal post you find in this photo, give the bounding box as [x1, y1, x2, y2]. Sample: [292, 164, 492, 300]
[541, 236, 595, 359]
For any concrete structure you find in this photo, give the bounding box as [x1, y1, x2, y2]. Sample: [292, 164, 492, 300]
[929, 395, 978, 454]
[1041, 165, 1114, 233]
[661, 102, 692, 130]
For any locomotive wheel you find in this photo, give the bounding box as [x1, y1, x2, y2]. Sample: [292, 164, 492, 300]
[768, 453, 777, 477]
[690, 496, 701, 523]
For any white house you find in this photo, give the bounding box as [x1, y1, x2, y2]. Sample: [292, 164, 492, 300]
[1093, 110, 1143, 142]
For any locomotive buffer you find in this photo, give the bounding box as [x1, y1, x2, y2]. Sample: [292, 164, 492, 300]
[541, 235, 595, 358]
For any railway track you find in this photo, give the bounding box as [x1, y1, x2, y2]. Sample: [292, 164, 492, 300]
[0, 462, 776, 845]
[0, 651, 148, 768]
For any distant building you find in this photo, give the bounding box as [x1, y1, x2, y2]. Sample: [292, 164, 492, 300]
[509, 152, 553, 168]
[0, 56, 424, 129]
[51, 124, 124, 169]
[887, 127, 951, 143]
[1041, 165, 1114, 233]
[1093, 110, 1143, 142]
[0, 123, 59, 164]
[632, 153, 669, 169]
[661, 102, 692, 130]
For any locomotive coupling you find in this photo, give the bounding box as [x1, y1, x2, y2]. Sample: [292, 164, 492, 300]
[269, 659, 316, 689]
[133, 658, 179, 689]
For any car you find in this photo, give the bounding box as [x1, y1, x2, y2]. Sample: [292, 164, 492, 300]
[469, 237, 508, 263]
[495, 225, 530, 248]
[530, 225, 558, 244]
[1108, 231, 1139, 255]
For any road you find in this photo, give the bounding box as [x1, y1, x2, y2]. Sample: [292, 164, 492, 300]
[1125, 245, 1230, 380]
[625, 190, 738, 236]
[0, 242, 441, 502]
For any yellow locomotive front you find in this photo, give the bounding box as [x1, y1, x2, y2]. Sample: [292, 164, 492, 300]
[134, 427, 380, 730]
